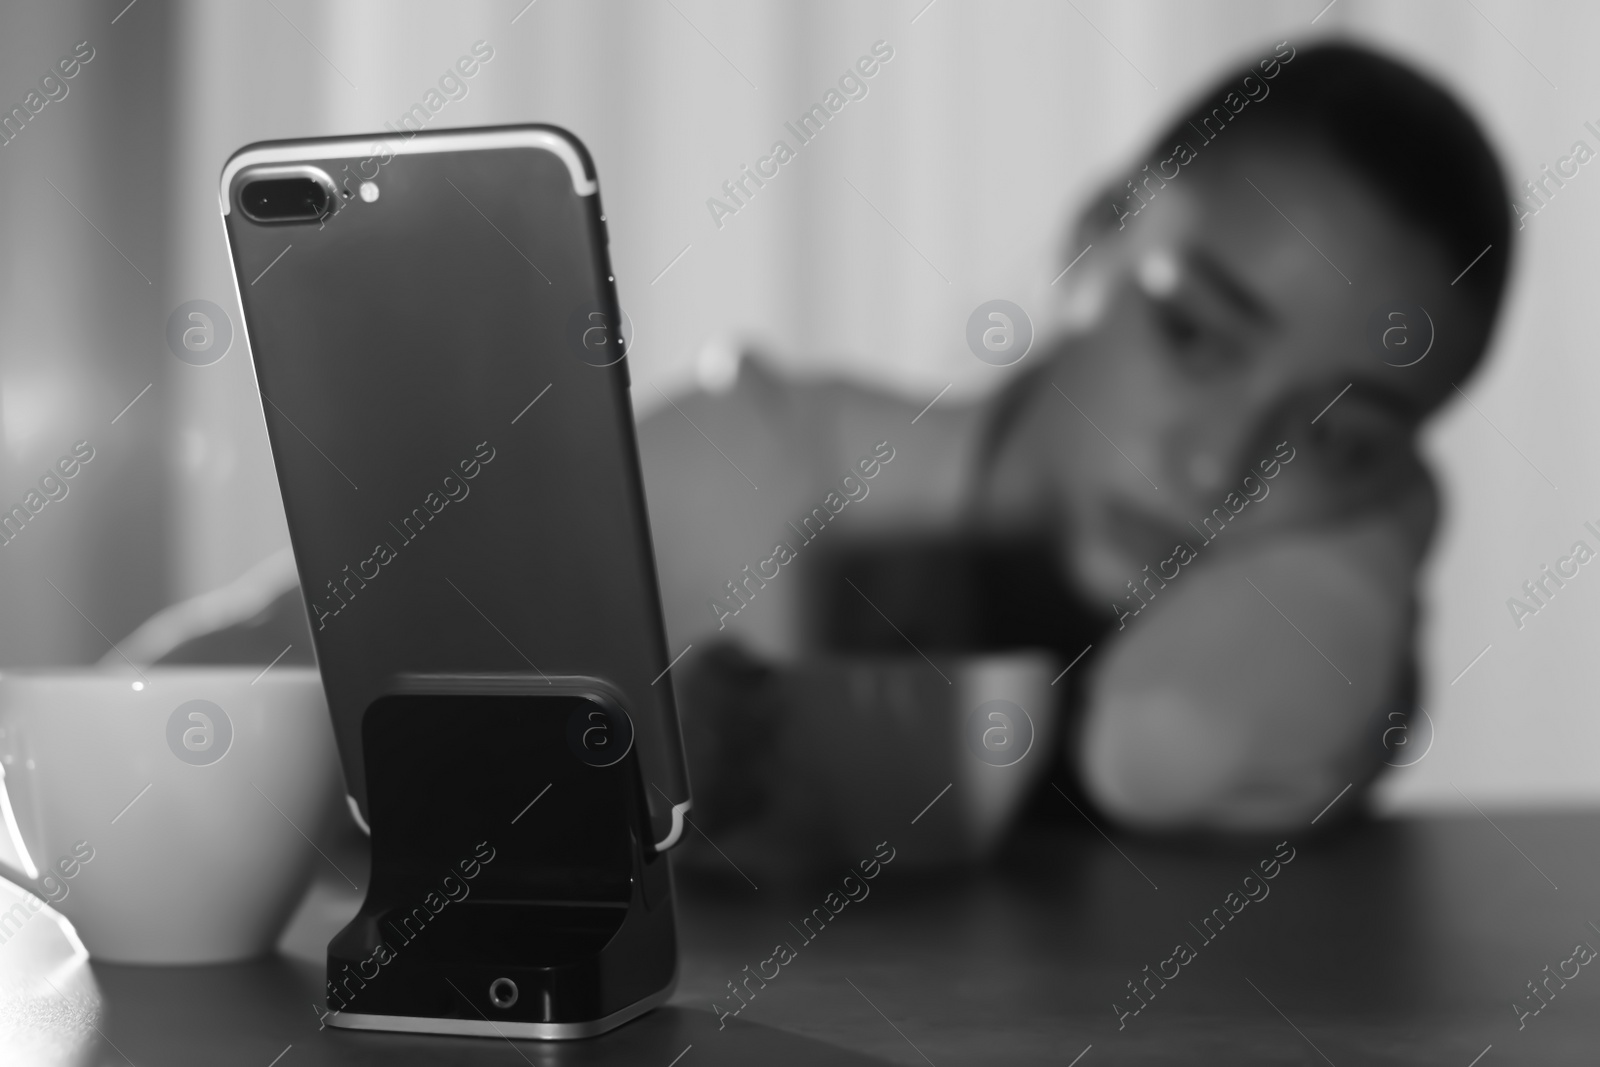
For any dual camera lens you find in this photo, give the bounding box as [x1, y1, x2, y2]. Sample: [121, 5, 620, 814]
[241, 177, 328, 222]
[237, 167, 343, 224]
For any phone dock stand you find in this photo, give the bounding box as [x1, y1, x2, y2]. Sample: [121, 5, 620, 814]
[323, 685, 678, 1039]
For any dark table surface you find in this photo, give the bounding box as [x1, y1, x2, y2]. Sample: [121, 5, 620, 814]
[16, 809, 1600, 1065]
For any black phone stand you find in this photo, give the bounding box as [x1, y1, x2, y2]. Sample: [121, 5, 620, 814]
[323, 687, 678, 1039]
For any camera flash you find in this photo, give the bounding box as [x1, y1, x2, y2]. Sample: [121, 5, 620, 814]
[359, 181, 380, 203]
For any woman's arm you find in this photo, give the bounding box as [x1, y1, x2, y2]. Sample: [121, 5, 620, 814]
[1077, 490, 1432, 833]
[636, 353, 981, 659]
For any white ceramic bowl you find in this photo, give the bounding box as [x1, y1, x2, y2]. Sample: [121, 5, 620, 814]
[0, 667, 342, 963]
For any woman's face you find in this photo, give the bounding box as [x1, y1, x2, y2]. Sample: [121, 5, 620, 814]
[987, 139, 1482, 604]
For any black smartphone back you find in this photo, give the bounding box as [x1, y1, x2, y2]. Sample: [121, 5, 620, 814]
[220, 125, 689, 851]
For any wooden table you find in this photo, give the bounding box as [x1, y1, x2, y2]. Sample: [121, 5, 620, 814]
[19, 811, 1600, 1064]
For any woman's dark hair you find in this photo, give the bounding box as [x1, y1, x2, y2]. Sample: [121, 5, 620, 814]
[1146, 41, 1512, 317]
[972, 41, 1513, 491]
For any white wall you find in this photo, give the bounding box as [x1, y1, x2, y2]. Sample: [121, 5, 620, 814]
[162, 0, 1599, 810]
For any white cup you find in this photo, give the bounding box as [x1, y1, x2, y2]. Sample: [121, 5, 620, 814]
[0, 667, 343, 964]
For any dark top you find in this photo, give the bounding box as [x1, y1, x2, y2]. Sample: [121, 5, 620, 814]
[675, 532, 1113, 836]
[807, 532, 1112, 824]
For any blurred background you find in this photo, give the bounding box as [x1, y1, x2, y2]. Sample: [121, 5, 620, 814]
[0, 0, 1594, 814]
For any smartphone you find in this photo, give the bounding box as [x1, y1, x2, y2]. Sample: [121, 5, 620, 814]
[219, 125, 690, 855]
